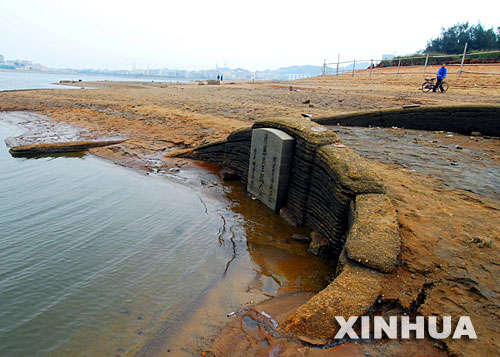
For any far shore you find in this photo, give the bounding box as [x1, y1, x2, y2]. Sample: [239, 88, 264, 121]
[0, 67, 191, 82]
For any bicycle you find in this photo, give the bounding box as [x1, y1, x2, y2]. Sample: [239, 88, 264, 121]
[421, 78, 448, 93]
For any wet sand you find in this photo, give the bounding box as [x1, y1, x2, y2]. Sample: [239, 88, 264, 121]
[1, 65, 499, 356]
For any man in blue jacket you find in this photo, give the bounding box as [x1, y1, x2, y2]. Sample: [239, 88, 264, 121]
[433, 63, 447, 92]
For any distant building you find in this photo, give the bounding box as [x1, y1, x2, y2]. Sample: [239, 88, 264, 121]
[288, 73, 312, 80]
[0, 54, 4, 64]
[2, 58, 47, 71]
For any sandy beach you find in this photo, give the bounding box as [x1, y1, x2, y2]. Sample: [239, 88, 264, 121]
[1, 65, 499, 356]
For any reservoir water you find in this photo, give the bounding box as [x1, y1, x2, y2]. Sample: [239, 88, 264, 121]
[0, 122, 227, 355]
[0, 70, 182, 91]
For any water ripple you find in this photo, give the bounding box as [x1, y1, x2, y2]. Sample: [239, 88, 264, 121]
[0, 122, 225, 356]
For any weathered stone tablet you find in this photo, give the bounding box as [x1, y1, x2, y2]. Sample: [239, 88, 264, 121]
[247, 128, 294, 212]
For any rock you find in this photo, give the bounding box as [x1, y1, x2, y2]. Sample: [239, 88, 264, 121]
[279, 207, 298, 226]
[344, 194, 400, 273]
[470, 236, 493, 248]
[279, 260, 383, 344]
[8, 139, 126, 156]
[308, 232, 331, 257]
[291, 234, 311, 243]
[470, 131, 482, 136]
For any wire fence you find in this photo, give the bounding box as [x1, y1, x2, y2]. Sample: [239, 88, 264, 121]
[322, 46, 500, 77]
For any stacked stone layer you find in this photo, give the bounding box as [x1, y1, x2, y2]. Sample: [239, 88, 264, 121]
[314, 104, 500, 137]
[186, 117, 391, 258]
[183, 115, 402, 344]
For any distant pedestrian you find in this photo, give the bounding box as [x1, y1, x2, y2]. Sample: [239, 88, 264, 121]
[220, 75, 223, 81]
[433, 63, 447, 92]
[217, 74, 220, 80]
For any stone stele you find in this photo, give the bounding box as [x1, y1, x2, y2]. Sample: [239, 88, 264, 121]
[247, 128, 294, 212]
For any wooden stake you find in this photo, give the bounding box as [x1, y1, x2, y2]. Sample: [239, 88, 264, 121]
[459, 42, 468, 77]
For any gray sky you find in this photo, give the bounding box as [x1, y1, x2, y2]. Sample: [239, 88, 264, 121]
[1, 0, 498, 71]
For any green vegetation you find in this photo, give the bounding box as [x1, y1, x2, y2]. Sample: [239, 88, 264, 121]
[425, 22, 499, 54]
[378, 22, 499, 68]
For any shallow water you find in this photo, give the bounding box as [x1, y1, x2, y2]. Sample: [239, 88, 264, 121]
[0, 120, 335, 356]
[0, 71, 181, 91]
[0, 121, 228, 355]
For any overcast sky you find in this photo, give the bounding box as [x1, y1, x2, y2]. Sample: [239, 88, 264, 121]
[0, 0, 498, 71]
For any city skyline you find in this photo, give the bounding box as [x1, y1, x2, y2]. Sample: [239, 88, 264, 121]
[0, 52, 326, 81]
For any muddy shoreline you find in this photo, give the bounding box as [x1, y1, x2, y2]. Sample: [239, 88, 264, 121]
[0, 112, 336, 356]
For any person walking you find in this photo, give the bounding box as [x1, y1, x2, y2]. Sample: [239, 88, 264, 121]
[433, 63, 447, 92]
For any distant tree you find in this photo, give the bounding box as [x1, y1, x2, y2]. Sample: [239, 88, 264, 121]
[425, 22, 499, 54]
[498, 27, 500, 49]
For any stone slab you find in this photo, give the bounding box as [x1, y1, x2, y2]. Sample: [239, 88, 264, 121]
[247, 128, 294, 212]
[345, 193, 401, 273]
[280, 259, 384, 344]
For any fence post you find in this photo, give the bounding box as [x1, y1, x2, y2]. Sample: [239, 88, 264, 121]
[322, 59, 326, 76]
[459, 42, 468, 77]
[370, 59, 373, 76]
[352, 59, 356, 77]
[397, 59, 401, 75]
[336, 54, 340, 76]
[423, 53, 429, 76]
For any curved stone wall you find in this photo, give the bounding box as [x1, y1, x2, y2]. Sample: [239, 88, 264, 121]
[184, 118, 391, 255]
[180, 116, 401, 344]
[179, 105, 500, 344]
[313, 104, 500, 137]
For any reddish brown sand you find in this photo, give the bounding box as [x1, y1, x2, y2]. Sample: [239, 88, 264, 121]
[1, 65, 499, 356]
